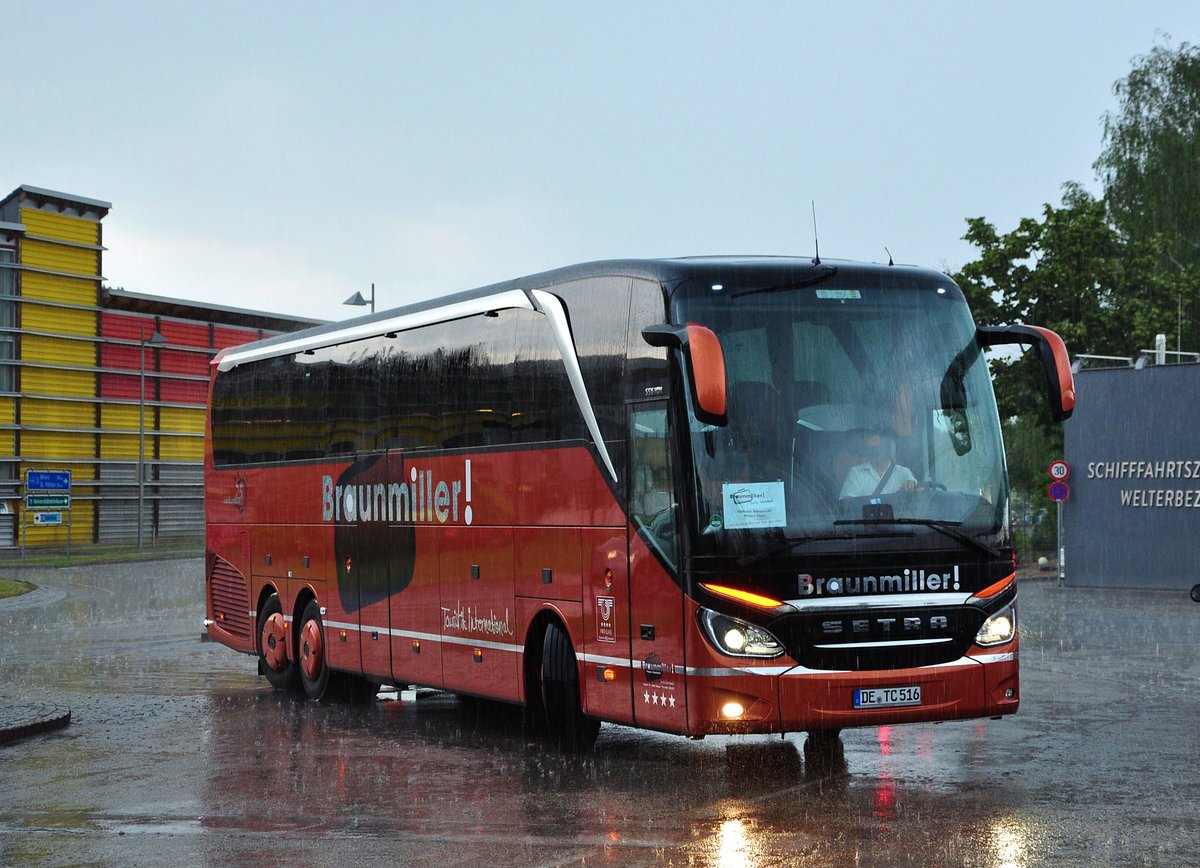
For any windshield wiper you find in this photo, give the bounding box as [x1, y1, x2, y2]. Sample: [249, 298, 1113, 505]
[833, 517, 1003, 559]
[728, 266, 838, 299]
[735, 530, 884, 569]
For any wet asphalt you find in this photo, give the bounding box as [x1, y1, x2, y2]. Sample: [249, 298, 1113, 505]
[0, 558, 1197, 866]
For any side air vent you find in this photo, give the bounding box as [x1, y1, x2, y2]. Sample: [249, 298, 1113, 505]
[209, 556, 252, 642]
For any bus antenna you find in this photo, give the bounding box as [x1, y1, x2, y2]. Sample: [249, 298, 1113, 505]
[885, 246, 894, 266]
[811, 201, 821, 265]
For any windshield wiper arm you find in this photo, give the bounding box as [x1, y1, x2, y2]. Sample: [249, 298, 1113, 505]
[736, 531, 866, 568]
[728, 266, 839, 299]
[834, 517, 1003, 559]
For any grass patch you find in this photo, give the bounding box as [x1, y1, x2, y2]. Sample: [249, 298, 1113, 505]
[0, 578, 36, 600]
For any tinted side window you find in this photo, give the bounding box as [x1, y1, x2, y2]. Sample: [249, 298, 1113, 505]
[211, 306, 595, 467]
[550, 276, 632, 469]
[627, 277, 669, 402]
[510, 307, 584, 444]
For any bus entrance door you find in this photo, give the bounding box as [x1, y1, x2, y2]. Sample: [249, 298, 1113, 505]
[628, 403, 688, 733]
[581, 527, 633, 724]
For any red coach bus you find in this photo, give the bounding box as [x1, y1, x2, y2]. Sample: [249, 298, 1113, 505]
[204, 257, 1073, 749]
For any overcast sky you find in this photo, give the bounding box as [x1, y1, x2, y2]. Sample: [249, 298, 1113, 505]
[7, 2, 1196, 322]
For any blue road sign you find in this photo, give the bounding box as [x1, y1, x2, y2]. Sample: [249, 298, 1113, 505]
[27, 470, 72, 491]
[1048, 481, 1070, 502]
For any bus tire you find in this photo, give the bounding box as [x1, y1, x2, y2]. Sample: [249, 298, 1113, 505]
[540, 621, 599, 752]
[804, 728, 845, 775]
[297, 599, 332, 701]
[258, 593, 299, 692]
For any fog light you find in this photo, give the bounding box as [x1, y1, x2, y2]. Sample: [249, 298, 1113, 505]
[721, 701, 745, 719]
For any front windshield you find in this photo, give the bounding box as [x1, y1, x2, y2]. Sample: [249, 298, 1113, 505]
[675, 278, 1008, 556]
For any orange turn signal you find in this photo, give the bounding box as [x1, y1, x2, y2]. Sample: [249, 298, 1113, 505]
[970, 573, 1016, 600]
[701, 583, 785, 609]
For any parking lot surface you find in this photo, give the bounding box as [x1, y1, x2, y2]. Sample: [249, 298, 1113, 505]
[1, 559, 1197, 865]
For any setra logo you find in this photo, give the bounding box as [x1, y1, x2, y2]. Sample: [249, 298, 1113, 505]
[819, 614, 950, 637]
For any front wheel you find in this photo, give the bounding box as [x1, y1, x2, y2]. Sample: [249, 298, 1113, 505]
[540, 622, 599, 752]
[297, 600, 332, 701]
[258, 593, 299, 692]
[804, 728, 846, 777]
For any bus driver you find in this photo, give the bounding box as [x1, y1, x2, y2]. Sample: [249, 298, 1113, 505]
[840, 431, 918, 498]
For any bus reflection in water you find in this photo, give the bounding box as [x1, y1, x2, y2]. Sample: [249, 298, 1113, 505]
[203, 256, 1074, 750]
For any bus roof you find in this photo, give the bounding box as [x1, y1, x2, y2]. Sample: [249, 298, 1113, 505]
[216, 256, 956, 372]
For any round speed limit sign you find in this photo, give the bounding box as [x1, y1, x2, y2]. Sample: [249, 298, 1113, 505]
[1049, 460, 1071, 481]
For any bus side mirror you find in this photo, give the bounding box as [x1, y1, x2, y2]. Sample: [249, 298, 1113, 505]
[642, 323, 728, 426]
[977, 325, 1076, 422]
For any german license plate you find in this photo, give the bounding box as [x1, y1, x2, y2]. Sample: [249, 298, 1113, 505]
[853, 686, 921, 708]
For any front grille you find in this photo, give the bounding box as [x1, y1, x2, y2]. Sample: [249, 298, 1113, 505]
[209, 556, 252, 641]
[778, 605, 986, 671]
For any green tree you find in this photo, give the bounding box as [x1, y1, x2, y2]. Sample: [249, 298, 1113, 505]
[1096, 39, 1200, 257]
[953, 39, 1200, 531]
[954, 186, 1145, 424]
[951, 186, 1194, 499]
[1095, 38, 1200, 350]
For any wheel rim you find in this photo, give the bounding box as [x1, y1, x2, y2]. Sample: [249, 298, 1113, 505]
[300, 617, 323, 681]
[260, 612, 288, 671]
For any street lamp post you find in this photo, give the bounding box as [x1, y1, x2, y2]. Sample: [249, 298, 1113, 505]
[343, 283, 375, 314]
[138, 325, 166, 549]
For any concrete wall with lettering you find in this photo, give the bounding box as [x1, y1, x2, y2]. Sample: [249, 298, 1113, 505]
[1063, 364, 1200, 589]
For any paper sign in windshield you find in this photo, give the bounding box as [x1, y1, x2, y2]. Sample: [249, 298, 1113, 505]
[722, 481, 786, 529]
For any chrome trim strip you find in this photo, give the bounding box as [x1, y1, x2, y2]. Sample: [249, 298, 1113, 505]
[683, 665, 793, 677]
[218, 289, 535, 371]
[529, 289, 619, 482]
[780, 664, 850, 675]
[968, 651, 1016, 664]
[579, 652, 635, 669]
[785, 593, 972, 610]
[812, 637, 953, 650]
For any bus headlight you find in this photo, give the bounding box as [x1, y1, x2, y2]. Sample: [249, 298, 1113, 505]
[975, 603, 1016, 647]
[699, 608, 784, 658]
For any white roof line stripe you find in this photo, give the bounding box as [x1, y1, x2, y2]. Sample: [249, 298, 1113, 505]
[217, 289, 535, 372]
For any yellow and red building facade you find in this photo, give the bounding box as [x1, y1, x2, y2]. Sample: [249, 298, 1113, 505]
[0, 185, 319, 550]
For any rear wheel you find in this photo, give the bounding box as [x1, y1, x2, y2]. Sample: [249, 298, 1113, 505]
[540, 622, 599, 752]
[297, 599, 332, 701]
[258, 593, 299, 692]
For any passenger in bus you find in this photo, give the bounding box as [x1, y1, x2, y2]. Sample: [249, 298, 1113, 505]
[839, 430, 918, 498]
